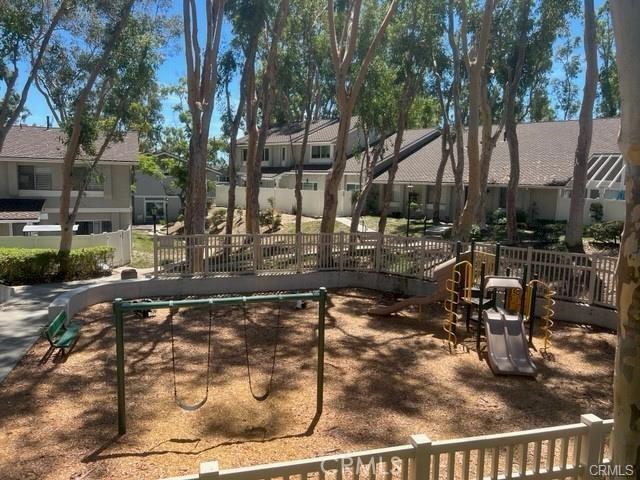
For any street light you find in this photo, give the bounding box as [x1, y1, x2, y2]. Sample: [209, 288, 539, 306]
[151, 204, 158, 235]
[406, 185, 414, 237]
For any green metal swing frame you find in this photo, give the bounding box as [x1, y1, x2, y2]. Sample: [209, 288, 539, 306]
[113, 287, 328, 435]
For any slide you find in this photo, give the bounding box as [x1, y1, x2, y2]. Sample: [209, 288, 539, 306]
[483, 309, 537, 377]
[368, 254, 468, 316]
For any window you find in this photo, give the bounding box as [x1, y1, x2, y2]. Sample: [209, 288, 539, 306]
[604, 189, 625, 200]
[262, 149, 270, 163]
[302, 182, 318, 191]
[18, 165, 52, 190]
[346, 183, 360, 192]
[144, 199, 166, 222]
[392, 185, 402, 203]
[311, 145, 331, 160]
[77, 220, 112, 235]
[242, 149, 248, 163]
[72, 167, 104, 191]
[589, 189, 601, 199]
[281, 147, 286, 164]
[560, 189, 571, 199]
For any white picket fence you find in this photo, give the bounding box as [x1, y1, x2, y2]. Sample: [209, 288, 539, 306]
[0, 228, 132, 267]
[153, 233, 617, 309]
[166, 414, 613, 480]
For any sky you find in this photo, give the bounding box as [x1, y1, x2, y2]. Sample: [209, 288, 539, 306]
[18, 0, 606, 139]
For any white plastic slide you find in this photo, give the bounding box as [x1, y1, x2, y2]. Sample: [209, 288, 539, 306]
[483, 310, 537, 376]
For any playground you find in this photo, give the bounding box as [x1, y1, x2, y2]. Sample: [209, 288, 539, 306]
[0, 287, 614, 480]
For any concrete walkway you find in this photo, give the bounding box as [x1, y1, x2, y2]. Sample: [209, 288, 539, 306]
[0, 268, 153, 384]
[336, 217, 376, 233]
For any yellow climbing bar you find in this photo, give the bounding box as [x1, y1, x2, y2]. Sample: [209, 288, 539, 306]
[525, 279, 556, 351]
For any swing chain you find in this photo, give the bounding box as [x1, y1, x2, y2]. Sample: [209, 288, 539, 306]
[169, 300, 214, 411]
[243, 297, 282, 402]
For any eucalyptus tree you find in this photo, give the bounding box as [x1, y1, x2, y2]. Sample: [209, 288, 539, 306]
[35, 1, 174, 256]
[274, 0, 329, 233]
[218, 50, 245, 235]
[227, 0, 289, 235]
[552, 35, 581, 120]
[319, 0, 399, 235]
[596, 0, 619, 118]
[350, 58, 395, 233]
[182, 0, 225, 236]
[493, 0, 578, 243]
[454, 0, 497, 241]
[566, 0, 598, 251]
[376, 0, 444, 235]
[0, 0, 71, 151]
[610, 0, 640, 467]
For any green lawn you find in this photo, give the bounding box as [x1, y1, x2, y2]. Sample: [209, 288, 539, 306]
[361, 215, 427, 236]
[131, 232, 155, 268]
[279, 219, 351, 234]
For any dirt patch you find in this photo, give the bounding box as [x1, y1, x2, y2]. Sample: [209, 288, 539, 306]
[0, 289, 614, 479]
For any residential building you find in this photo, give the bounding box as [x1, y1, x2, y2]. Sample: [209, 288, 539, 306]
[132, 169, 217, 224]
[216, 118, 440, 217]
[0, 125, 138, 235]
[376, 117, 622, 224]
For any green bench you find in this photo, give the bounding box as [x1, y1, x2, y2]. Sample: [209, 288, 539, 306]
[43, 311, 81, 355]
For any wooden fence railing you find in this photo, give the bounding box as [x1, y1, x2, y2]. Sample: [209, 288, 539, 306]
[165, 414, 613, 480]
[153, 234, 617, 309]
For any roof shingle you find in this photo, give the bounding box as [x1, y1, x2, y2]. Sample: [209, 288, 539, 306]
[0, 125, 139, 164]
[375, 118, 620, 186]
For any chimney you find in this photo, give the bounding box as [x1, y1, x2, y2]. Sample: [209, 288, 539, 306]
[46, 116, 50, 130]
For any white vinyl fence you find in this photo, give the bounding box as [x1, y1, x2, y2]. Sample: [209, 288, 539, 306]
[0, 228, 132, 267]
[153, 234, 617, 309]
[167, 414, 613, 480]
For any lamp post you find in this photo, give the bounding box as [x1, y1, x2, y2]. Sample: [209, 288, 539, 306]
[165, 197, 169, 235]
[151, 204, 158, 235]
[406, 184, 414, 237]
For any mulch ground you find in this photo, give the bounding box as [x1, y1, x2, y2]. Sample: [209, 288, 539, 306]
[0, 288, 615, 480]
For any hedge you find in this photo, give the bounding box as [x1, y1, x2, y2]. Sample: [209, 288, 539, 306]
[0, 246, 114, 285]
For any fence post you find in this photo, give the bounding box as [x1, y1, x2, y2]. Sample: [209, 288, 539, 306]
[588, 256, 599, 305]
[204, 235, 210, 277]
[339, 231, 345, 271]
[579, 414, 605, 479]
[199, 460, 220, 479]
[420, 237, 427, 279]
[410, 434, 432, 480]
[153, 234, 158, 278]
[253, 234, 260, 274]
[296, 232, 302, 273]
[375, 233, 384, 273]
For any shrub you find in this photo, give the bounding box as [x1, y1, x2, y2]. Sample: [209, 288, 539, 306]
[489, 207, 527, 225]
[470, 224, 483, 241]
[210, 208, 226, 228]
[0, 246, 114, 285]
[589, 221, 623, 244]
[589, 203, 604, 223]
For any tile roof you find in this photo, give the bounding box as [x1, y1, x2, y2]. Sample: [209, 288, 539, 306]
[0, 198, 45, 221]
[237, 117, 360, 145]
[0, 125, 139, 164]
[375, 117, 621, 186]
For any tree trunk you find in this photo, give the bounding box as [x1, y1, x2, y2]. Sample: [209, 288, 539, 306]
[224, 78, 245, 235]
[433, 125, 450, 225]
[320, 112, 354, 233]
[565, 0, 598, 251]
[378, 112, 407, 234]
[456, 0, 495, 241]
[505, 100, 520, 244]
[294, 120, 310, 233]
[350, 136, 384, 233]
[610, 0, 640, 470]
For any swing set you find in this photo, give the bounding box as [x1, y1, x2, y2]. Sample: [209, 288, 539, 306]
[112, 288, 328, 435]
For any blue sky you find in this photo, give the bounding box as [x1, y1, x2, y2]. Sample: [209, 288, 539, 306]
[19, 1, 604, 138]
